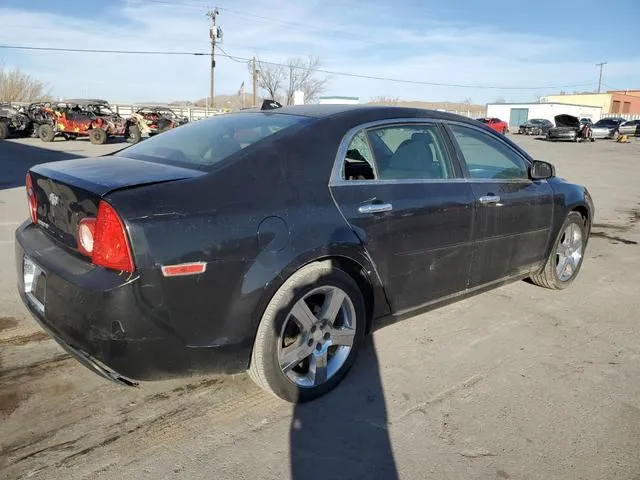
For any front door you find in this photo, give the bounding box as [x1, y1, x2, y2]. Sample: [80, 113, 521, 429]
[446, 123, 554, 287]
[330, 122, 475, 313]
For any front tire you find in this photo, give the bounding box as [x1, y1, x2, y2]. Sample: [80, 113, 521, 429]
[529, 212, 587, 289]
[0, 121, 9, 139]
[126, 125, 141, 144]
[38, 123, 55, 142]
[249, 261, 366, 403]
[89, 128, 107, 145]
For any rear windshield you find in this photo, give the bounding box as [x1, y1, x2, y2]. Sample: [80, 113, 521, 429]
[121, 112, 311, 171]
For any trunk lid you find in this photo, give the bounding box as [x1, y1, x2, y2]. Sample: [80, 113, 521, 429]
[30, 156, 203, 250]
[554, 114, 580, 129]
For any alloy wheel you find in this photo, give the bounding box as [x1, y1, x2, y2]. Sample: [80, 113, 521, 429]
[555, 223, 583, 281]
[278, 286, 356, 388]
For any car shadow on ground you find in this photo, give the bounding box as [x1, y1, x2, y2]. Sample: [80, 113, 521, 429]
[290, 337, 398, 480]
[0, 140, 85, 190]
[277, 261, 399, 480]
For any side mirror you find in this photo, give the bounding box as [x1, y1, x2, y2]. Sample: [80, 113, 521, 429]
[530, 160, 555, 180]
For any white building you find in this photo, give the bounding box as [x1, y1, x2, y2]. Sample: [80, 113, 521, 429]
[318, 96, 359, 105]
[486, 102, 602, 128]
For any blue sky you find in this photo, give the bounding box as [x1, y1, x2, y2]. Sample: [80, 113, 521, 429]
[1, 0, 638, 104]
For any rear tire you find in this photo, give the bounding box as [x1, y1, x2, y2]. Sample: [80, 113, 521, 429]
[248, 261, 366, 403]
[0, 121, 9, 139]
[529, 212, 586, 290]
[38, 124, 55, 142]
[89, 128, 107, 145]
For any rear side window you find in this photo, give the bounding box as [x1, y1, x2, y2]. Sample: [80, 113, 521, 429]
[450, 124, 528, 180]
[368, 125, 453, 180]
[341, 124, 453, 181]
[122, 112, 310, 171]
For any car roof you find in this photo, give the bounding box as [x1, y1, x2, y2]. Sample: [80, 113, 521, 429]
[241, 104, 484, 125]
[62, 98, 110, 106]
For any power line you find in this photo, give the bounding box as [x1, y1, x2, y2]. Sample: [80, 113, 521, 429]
[0, 44, 210, 56]
[0, 44, 595, 91]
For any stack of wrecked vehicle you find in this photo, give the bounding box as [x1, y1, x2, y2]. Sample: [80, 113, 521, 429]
[0, 103, 34, 139]
[130, 106, 189, 136]
[33, 99, 141, 145]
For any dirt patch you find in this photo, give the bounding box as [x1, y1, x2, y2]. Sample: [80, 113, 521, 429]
[0, 354, 72, 384]
[0, 317, 19, 332]
[590, 231, 638, 245]
[0, 391, 22, 420]
[0, 331, 50, 347]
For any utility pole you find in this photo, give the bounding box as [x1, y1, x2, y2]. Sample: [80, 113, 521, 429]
[252, 56, 258, 107]
[596, 62, 607, 93]
[206, 8, 221, 109]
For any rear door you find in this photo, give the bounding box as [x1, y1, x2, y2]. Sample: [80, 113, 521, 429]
[330, 120, 475, 314]
[444, 122, 553, 287]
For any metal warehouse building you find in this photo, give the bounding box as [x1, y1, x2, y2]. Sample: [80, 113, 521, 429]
[486, 103, 603, 129]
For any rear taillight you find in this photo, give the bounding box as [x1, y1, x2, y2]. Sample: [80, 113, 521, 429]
[25, 173, 38, 224]
[76, 201, 134, 273]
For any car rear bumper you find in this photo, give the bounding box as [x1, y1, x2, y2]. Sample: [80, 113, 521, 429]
[547, 130, 576, 140]
[15, 222, 250, 382]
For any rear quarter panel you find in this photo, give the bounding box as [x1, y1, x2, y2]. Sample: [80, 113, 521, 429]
[108, 118, 388, 349]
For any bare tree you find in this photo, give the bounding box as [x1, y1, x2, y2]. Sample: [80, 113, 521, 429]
[285, 56, 328, 105]
[369, 96, 400, 105]
[493, 96, 506, 104]
[252, 58, 286, 101]
[0, 67, 50, 102]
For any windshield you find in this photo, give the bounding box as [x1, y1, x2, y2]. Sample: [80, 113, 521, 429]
[478, 118, 489, 123]
[121, 112, 311, 171]
[594, 119, 615, 127]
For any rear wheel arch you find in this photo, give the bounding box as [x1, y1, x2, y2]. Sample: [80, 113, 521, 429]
[247, 252, 384, 365]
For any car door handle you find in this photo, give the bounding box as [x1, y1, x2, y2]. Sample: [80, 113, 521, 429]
[479, 195, 501, 205]
[358, 203, 393, 214]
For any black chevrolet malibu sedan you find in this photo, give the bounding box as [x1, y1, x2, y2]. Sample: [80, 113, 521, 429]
[16, 104, 594, 402]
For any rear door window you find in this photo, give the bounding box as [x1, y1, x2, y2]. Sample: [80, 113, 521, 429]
[122, 112, 311, 171]
[368, 125, 453, 180]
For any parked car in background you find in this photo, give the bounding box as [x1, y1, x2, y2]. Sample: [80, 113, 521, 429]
[547, 114, 581, 142]
[478, 117, 509, 134]
[16, 104, 593, 402]
[591, 118, 624, 139]
[618, 119, 640, 137]
[518, 118, 553, 136]
[580, 118, 593, 126]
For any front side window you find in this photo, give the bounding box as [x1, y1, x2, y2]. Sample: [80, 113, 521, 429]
[366, 125, 453, 180]
[449, 124, 528, 180]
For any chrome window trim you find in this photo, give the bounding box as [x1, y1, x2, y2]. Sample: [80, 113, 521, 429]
[330, 118, 460, 187]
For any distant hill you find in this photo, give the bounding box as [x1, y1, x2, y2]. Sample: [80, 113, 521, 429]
[368, 98, 485, 114]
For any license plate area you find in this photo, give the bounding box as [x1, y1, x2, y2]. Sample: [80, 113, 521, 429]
[24, 256, 46, 314]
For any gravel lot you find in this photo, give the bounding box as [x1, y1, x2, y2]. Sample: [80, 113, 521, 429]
[1, 134, 640, 480]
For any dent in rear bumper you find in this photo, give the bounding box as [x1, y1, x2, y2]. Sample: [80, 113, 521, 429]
[15, 223, 250, 382]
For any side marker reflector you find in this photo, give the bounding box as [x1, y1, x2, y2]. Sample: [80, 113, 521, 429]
[161, 262, 207, 277]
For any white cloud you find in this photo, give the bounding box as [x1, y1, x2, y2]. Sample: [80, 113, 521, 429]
[1, 1, 638, 104]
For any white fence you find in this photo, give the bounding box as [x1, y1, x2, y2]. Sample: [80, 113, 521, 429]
[601, 113, 640, 121]
[110, 104, 224, 121]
